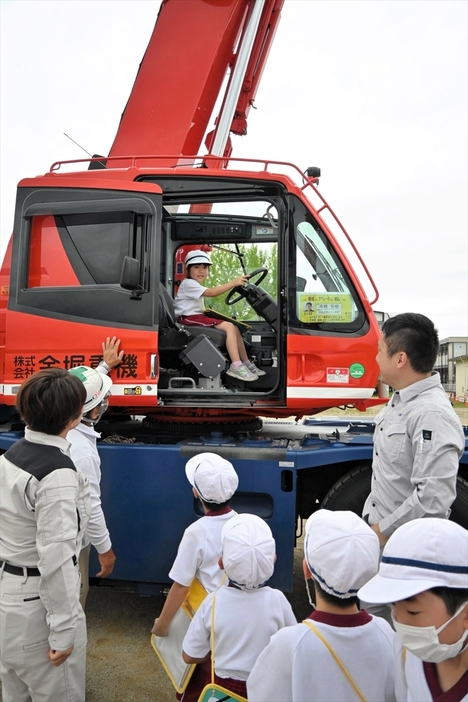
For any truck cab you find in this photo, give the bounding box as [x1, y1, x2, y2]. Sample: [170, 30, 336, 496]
[1, 159, 381, 423]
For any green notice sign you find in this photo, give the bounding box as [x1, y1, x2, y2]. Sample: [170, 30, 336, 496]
[349, 363, 365, 378]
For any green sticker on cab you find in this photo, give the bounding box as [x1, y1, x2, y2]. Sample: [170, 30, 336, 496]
[349, 363, 365, 378]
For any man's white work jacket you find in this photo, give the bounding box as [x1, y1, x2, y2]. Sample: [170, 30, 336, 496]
[0, 428, 90, 651]
[363, 372, 465, 537]
[68, 422, 112, 554]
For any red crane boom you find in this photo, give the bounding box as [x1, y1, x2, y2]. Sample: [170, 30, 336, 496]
[109, 0, 283, 161]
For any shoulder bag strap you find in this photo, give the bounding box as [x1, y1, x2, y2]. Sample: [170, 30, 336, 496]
[302, 620, 367, 702]
[210, 593, 216, 684]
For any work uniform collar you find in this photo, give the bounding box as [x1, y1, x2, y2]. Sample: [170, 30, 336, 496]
[398, 371, 440, 404]
[24, 427, 72, 454]
[76, 422, 101, 439]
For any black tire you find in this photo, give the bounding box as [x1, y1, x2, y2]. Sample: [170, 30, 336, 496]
[321, 463, 371, 516]
[449, 475, 468, 528]
[322, 465, 468, 530]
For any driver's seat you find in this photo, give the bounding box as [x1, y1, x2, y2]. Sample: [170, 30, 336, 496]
[158, 284, 227, 353]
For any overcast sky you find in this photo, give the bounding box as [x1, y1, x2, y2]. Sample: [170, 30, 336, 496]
[1, 0, 466, 340]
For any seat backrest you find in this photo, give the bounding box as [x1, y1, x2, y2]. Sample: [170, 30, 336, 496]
[158, 282, 227, 350]
[159, 283, 176, 334]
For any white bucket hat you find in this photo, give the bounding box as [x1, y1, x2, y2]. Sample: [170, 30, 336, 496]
[185, 452, 238, 504]
[221, 513, 276, 590]
[358, 518, 468, 604]
[185, 250, 212, 267]
[304, 510, 380, 599]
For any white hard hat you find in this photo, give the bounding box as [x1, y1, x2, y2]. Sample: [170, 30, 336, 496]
[185, 250, 212, 267]
[69, 366, 112, 412]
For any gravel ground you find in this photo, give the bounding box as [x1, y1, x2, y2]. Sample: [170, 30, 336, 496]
[85, 587, 174, 702]
[317, 404, 468, 424]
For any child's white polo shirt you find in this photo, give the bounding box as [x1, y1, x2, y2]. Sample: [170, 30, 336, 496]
[396, 647, 468, 702]
[169, 510, 235, 592]
[183, 585, 297, 681]
[174, 279, 206, 317]
[247, 610, 397, 701]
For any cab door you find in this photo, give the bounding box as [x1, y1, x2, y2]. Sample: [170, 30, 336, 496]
[4, 177, 162, 409]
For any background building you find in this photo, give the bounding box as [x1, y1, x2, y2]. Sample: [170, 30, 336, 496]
[455, 355, 468, 402]
[435, 337, 468, 393]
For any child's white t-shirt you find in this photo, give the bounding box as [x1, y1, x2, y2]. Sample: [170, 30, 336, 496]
[395, 645, 468, 702]
[174, 279, 206, 317]
[183, 585, 297, 681]
[169, 511, 235, 592]
[247, 610, 397, 701]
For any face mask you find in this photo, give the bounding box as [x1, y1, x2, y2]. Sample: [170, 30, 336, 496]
[82, 395, 110, 426]
[392, 602, 468, 663]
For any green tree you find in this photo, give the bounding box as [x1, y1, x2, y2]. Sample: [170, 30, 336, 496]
[204, 243, 277, 322]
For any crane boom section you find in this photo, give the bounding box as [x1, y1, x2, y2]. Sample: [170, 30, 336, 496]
[108, 0, 283, 161]
[109, 0, 248, 159]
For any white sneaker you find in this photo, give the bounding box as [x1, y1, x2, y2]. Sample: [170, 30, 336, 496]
[245, 361, 266, 377]
[226, 364, 258, 382]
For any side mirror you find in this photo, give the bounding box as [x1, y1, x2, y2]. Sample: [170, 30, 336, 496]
[120, 256, 143, 300]
[296, 276, 307, 292]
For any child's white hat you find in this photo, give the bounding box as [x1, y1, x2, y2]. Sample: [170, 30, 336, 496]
[185, 452, 238, 504]
[185, 250, 212, 266]
[304, 510, 379, 599]
[221, 513, 275, 590]
[358, 518, 468, 604]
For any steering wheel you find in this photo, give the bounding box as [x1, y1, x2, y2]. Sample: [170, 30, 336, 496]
[225, 267, 268, 306]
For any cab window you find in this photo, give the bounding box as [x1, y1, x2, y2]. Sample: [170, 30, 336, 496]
[290, 196, 366, 333]
[27, 211, 148, 288]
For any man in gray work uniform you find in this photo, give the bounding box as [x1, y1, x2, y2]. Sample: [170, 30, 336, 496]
[0, 369, 90, 702]
[362, 313, 465, 619]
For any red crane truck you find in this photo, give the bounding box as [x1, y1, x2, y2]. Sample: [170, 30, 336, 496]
[0, 0, 466, 592]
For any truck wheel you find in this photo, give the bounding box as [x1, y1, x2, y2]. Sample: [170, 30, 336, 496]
[321, 465, 468, 530]
[449, 476, 468, 529]
[321, 463, 371, 515]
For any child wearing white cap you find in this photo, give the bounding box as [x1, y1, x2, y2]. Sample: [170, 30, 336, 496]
[174, 249, 264, 381]
[151, 453, 238, 642]
[181, 513, 296, 700]
[358, 518, 468, 701]
[248, 510, 397, 701]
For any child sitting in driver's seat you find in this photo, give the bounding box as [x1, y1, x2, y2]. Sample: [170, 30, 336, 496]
[174, 249, 264, 382]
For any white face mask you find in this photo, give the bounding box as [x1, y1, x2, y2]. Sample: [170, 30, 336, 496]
[392, 602, 468, 663]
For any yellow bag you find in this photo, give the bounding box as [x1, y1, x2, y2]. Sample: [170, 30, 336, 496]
[197, 684, 247, 702]
[184, 577, 208, 615]
[197, 594, 247, 702]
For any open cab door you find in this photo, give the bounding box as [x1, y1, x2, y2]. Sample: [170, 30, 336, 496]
[145, 173, 286, 420]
